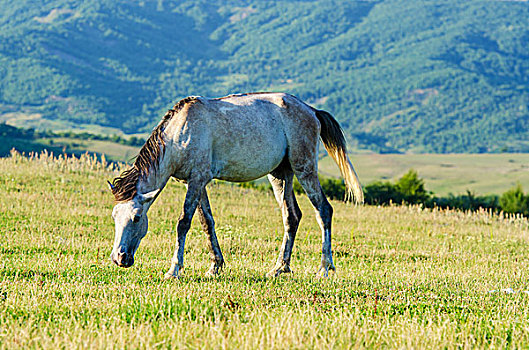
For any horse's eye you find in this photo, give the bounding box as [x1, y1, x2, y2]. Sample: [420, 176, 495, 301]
[133, 214, 141, 223]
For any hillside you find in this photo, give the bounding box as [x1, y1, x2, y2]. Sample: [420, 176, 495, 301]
[0, 0, 528, 152]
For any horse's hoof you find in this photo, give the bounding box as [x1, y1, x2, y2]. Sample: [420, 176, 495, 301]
[316, 267, 328, 278]
[266, 269, 280, 278]
[205, 268, 220, 277]
[205, 260, 224, 277]
[164, 272, 180, 280]
[316, 265, 335, 278]
[267, 265, 292, 278]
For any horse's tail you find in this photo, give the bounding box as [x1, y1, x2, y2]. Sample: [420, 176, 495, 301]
[313, 109, 364, 204]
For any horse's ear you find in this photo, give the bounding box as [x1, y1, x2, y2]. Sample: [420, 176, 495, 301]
[139, 189, 160, 204]
[107, 180, 115, 191]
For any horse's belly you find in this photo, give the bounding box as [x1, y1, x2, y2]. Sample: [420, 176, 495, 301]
[212, 130, 287, 182]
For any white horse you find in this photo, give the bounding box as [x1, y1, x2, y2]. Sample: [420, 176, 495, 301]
[109, 92, 363, 278]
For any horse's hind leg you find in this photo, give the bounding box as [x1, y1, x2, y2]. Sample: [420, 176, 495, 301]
[294, 170, 335, 277]
[197, 188, 224, 276]
[266, 163, 302, 277]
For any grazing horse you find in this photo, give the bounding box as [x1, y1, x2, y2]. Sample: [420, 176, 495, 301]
[109, 92, 363, 278]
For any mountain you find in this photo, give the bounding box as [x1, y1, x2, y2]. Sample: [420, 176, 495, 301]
[0, 0, 528, 153]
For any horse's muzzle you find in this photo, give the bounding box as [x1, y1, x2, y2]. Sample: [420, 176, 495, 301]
[112, 251, 134, 268]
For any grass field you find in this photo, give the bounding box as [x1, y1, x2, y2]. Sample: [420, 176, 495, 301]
[2, 152, 529, 348]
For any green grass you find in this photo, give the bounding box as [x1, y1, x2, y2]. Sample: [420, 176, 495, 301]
[320, 153, 529, 196]
[1, 152, 529, 348]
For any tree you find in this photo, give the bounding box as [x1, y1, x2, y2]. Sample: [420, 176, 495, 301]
[500, 184, 528, 216]
[395, 169, 430, 204]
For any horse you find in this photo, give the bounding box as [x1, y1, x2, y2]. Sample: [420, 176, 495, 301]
[108, 92, 363, 278]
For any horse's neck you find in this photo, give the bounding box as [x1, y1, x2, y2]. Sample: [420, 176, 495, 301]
[136, 154, 173, 199]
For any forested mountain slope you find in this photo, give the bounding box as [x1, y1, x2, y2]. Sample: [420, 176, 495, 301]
[1, 0, 528, 152]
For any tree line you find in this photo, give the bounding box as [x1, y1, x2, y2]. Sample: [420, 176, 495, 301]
[241, 169, 529, 216]
[0, 123, 144, 147]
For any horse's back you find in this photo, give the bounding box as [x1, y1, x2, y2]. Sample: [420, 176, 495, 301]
[199, 94, 292, 181]
[210, 92, 319, 134]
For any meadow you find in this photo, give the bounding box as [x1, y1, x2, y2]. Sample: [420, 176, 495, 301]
[320, 153, 529, 196]
[1, 151, 529, 348]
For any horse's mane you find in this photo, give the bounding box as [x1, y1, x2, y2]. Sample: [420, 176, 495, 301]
[111, 97, 200, 202]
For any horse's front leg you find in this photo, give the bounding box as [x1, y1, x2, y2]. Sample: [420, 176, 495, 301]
[164, 181, 204, 279]
[197, 188, 224, 276]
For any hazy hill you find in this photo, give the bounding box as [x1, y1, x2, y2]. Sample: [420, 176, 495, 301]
[1, 0, 528, 153]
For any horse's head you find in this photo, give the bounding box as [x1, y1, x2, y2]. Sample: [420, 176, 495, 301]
[110, 189, 159, 268]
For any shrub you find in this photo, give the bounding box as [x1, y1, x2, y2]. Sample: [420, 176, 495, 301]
[429, 191, 499, 212]
[364, 181, 402, 205]
[395, 169, 430, 204]
[500, 184, 528, 216]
